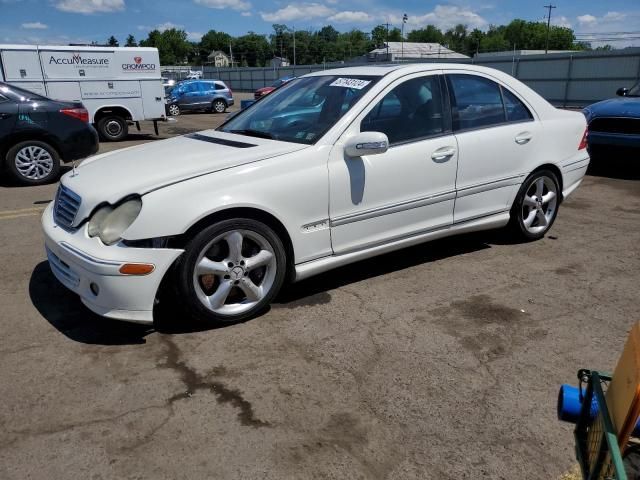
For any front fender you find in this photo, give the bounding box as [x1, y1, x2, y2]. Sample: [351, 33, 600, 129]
[122, 147, 333, 264]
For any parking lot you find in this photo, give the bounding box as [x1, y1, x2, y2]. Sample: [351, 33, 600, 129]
[0, 102, 639, 479]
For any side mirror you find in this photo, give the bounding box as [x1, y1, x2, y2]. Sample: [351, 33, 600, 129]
[616, 87, 629, 97]
[344, 131, 389, 158]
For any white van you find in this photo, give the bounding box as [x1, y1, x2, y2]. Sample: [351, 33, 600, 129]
[0, 44, 166, 141]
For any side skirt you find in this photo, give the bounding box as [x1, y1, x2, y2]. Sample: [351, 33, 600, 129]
[293, 211, 510, 282]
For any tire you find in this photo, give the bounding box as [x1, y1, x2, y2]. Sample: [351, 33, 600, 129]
[174, 218, 287, 325]
[5, 140, 61, 186]
[508, 169, 560, 241]
[212, 99, 227, 114]
[97, 115, 128, 142]
[167, 104, 180, 116]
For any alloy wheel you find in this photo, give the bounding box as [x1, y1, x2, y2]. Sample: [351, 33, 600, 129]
[14, 146, 54, 180]
[521, 176, 558, 235]
[192, 229, 277, 316]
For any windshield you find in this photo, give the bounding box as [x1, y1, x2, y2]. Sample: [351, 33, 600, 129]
[219, 75, 379, 145]
[0, 83, 47, 102]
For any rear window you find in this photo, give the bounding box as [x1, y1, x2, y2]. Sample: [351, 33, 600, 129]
[0, 83, 47, 102]
[215, 83, 226, 90]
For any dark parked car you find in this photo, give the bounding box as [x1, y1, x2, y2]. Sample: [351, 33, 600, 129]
[583, 81, 640, 150]
[0, 82, 98, 185]
[165, 79, 233, 116]
[254, 76, 295, 99]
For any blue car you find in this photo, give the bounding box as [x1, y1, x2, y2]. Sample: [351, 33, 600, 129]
[166, 79, 234, 116]
[583, 81, 640, 149]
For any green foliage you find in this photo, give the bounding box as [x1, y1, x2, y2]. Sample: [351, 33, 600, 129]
[135, 17, 595, 67]
[125, 34, 137, 47]
[107, 35, 118, 47]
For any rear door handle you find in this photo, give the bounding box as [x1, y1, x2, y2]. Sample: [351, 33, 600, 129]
[431, 147, 456, 162]
[515, 133, 533, 145]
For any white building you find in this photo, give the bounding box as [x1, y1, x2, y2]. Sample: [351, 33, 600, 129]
[270, 56, 290, 68]
[207, 50, 231, 67]
[368, 42, 468, 62]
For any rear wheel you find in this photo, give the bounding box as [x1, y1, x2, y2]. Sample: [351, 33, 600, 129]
[97, 115, 128, 142]
[212, 99, 226, 114]
[508, 169, 560, 241]
[5, 140, 60, 185]
[168, 104, 180, 116]
[174, 219, 287, 325]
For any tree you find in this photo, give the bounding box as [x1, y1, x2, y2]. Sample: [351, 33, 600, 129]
[107, 35, 119, 47]
[125, 34, 137, 47]
[407, 25, 444, 44]
[140, 29, 192, 65]
[198, 30, 233, 64]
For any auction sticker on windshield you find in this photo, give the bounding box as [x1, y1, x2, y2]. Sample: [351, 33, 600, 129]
[330, 78, 371, 89]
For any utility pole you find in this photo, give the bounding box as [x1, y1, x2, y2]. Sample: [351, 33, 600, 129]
[383, 20, 390, 60]
[293, 26, 296, 67]
[229, 42, 233, 67]
[401, 13, 408, 63]
[544, 4, 556, 54]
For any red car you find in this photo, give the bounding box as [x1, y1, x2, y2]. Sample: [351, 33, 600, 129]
[254, 76, 295, 99]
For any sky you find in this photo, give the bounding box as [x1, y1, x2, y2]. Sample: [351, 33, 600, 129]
[0, 0, 639, 48]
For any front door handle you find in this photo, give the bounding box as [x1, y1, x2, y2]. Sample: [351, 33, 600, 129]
[515, 133, 533, 145]
[431, 147, 456, 162]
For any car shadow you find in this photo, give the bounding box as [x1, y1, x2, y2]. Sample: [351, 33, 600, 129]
[30, 230, 511, 344]
[587, 147, 640, 180]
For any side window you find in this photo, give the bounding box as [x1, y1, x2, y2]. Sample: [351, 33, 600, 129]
[448, 74, 505, 130]
[502, 87, 533, 122]
[361, 75, 445, 145]
[185, 83, 200, 93]
[214, 83, 225, 91]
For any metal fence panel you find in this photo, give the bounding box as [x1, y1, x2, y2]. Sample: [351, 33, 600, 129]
[193, 48, 640, 106]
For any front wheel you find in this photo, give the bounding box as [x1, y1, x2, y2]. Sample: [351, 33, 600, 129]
[167, 104, 180, 116]
[97, 115, 128, 142]
[212, 99, 226, 114]
[508, 169, 560, 241]
[5, 140, 61, 185]
[175, 219, 287, 325]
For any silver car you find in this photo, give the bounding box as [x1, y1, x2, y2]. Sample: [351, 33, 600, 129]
[166, 80, 234, 116]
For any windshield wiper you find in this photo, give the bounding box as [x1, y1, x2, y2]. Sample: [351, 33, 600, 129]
[229, 129, 274, 140]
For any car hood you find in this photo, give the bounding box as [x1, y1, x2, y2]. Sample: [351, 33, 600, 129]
[585, 97, 640, 118]
[61, 130, 308, 225]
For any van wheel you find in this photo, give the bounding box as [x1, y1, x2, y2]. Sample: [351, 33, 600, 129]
[212, 99, 226, 114]
[5, 140, 61, 185]
[174, 218, 287, 325]
[97, 116, 128, 141]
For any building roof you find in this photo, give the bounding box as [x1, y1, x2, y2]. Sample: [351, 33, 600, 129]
[369, 42, 468, 59]
[207, 50, 229, 59]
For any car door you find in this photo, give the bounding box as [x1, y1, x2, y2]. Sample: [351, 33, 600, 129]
[444, 72, 540, 223]
[0, 92, 18, 143]
[328, 72, 458, 254]
[179, 82, 202, 110]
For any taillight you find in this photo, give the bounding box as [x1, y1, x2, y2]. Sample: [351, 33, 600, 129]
[228, 85, 233, 96]
[578, 128, 588, 150]
[60, 108, 89, 123]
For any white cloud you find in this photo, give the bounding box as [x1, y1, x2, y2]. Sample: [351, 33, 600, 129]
[552, 16, 572, 29]
[155, 21, 182, 31]
[55, 0, 125, 14]
[241, 11, 251, 16]
[21, 22, 48, 29]
[327, 11, 372, 23]
[194, 0, 250, 12]
[260, 3, 334, 22]
[603, 11, 626, 22]
[399, 5, 488, 31]
[577, 14, 597, 26]
[187, 31, 203, 41]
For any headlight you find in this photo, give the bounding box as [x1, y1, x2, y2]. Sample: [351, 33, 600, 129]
[88, 197, 142, 245]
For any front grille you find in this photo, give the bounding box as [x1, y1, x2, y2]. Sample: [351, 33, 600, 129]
[589, 117, 640, 135]
[54, 184, 81, 230]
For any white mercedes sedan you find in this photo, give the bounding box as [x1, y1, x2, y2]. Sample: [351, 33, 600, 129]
[42, 64, 589, 325]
